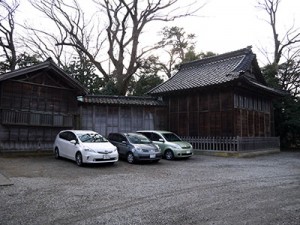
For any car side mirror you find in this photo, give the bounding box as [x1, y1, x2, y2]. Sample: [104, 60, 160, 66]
[70, 140, 77, 145]
[158, 138, 164, 142]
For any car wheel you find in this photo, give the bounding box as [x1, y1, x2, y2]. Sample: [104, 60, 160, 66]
[75, 152, 83, 166]
[164, 150, 174, 160]
[127, 152, 135, 164]
[54, 148, 60, 159]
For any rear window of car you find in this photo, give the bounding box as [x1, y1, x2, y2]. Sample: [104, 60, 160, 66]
[59, 131, 76, 141]
[108, 134, 126, 143]
[108, 133, 117, 141]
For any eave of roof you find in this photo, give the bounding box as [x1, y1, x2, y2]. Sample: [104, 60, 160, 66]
[0, 58, 88, 95]
[241, 77, 287, 97]
[78, 95, 166, 106]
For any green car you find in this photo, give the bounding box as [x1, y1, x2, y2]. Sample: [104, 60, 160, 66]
[136, 130, 193, 160]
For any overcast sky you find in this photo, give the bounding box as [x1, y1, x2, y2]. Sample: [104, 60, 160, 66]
[16, 0, 300, 67]
[173, 0, 300, 66]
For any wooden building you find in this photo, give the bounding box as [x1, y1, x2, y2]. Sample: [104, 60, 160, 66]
[148, 47, 284, 151]
[0, 58, 87, 152]
[78, 95, 167, 137]
[0, 47, 284, 153]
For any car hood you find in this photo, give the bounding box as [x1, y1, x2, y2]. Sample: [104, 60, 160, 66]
[171, 141, 191, 148]
[82, 142, 116, 152]
[134, 143, 157, 150]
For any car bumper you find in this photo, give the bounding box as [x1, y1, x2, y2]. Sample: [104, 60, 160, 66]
[83, 152, 119, 164]
[173, 149, 193, 158]
[133, 152, 162, 161]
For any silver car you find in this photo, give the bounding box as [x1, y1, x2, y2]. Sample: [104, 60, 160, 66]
[107, 133, 162, 164]
[53, 130, 118, 166]
[136, 130, 193, 160]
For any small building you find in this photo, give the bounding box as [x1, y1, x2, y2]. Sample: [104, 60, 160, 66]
[148, 47, 284, 151]
[0, 58, 87, 153]
[78, 95, 167, 137]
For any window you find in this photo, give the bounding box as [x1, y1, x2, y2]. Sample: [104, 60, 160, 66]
[138, 132, 151, 140]
[151, 133, 162, 141]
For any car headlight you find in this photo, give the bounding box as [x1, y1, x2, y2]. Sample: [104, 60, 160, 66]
[134, 147, 142, 152]
[171, 144, 181, 149]
[84, 147, 96, 153]
[113, 147, 118, 152]
[154, 144, 160, 151]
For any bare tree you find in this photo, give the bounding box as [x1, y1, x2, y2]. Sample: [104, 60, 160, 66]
[257, 0, 300, 65]
[0, 0, 19, 72]
[258, 0, 300, 97]
[26, 0, 203, 95]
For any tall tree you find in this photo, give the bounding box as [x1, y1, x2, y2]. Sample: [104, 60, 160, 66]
[64, 54, 104, 94]
[131, 56, 163, 96]
[27, 0, 204, 95]
[257, 0, 300, 65]
[258, 0, 300, 148]
[156, 26, 199, 78]
[151, 26, 217, 78]
[0, 0, 19, 72]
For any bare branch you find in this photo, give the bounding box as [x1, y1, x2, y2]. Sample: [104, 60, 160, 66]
[0, 0, 19, 71]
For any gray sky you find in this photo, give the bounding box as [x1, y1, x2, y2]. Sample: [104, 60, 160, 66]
[176, 0, 300, 65]
[16, 0, 300, 67]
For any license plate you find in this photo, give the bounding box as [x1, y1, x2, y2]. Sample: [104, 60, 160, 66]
[103, 155, 110, 159]
[150, 154, 155, 158]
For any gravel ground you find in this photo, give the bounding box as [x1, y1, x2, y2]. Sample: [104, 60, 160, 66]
[0, 152, 300, 225]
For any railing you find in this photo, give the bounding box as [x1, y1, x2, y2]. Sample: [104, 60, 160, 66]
[1, 109, 73, 127]
[181, 136, 280, 152]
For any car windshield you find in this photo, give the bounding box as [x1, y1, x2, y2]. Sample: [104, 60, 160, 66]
[78, 133, 108, 143]
[162, 133, 182, 142]
[127, 134, 151, 144]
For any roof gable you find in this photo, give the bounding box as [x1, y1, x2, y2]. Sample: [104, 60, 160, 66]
[0, 58, 87, 95]
[149, 47, 267, 95]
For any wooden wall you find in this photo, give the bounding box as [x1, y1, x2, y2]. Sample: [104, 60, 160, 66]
[79, 104, 168, 137]
[165, 88, 273, 137]
[0, 76, 79, 152]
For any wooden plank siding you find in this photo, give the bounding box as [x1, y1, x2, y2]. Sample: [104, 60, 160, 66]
[79, 104, 168, 137]
[0, 78, 80, 152]
[165, 88, 273, 138]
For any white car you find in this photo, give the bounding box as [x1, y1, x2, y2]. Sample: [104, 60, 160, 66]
[53, 130, 118, 166]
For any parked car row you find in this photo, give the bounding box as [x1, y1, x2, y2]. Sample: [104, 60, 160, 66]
[53, 130, 193, 166]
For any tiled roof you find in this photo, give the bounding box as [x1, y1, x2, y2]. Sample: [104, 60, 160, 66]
[149, 47, 263, 95]
[78, 95, 166, 106]
[0, 58, 88, 95]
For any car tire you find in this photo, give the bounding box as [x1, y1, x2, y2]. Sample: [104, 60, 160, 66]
[127, 152, 135, 164]
[164, 150, 174, 160]
[75, 152, 83, 166]
[54, 148, 60, 159]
